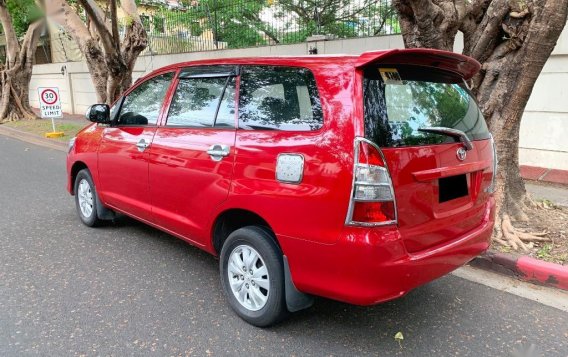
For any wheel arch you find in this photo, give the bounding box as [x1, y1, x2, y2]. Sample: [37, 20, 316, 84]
[212, 208, 314, 313]
[70, 161, 89, 195]
[211, 208, 282, 256]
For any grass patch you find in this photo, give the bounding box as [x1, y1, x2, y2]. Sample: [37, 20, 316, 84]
[536, 243, 553, 260]
[4, 119, 87, 142]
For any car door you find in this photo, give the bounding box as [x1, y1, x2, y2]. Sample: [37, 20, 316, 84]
[97, 71, 175, 221]
[148, 66, 237, 245]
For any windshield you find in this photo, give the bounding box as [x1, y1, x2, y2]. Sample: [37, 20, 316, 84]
[363, 65, 490, 147]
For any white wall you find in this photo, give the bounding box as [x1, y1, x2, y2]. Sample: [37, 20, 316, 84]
[520, 50, 568, 170]
[29, 31, 568, 170]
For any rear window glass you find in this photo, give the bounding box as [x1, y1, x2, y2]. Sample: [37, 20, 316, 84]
[239, 66, 322, 131]
[363, 66, 490, 147]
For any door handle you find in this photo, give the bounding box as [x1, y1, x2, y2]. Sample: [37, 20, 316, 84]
[207, 144, 230, 161]
[136, 138, 150, 152]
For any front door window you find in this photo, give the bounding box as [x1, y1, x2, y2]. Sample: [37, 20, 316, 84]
[117, 72, 174, 126]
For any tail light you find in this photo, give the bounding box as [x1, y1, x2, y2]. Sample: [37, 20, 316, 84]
[345, 138, 397, 226]
[485, 134, 497, 193]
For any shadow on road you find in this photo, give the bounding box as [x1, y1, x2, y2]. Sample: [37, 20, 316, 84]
[51, 212, 566, 356]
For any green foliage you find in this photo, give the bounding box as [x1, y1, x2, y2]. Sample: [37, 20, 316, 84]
[3, 0, 42, 37]
[274, 0, 398, 40]
[536, 243, 553, 260]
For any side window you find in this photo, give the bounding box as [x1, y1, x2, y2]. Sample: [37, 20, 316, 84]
[109, 100, 121, 121]
[166, 76, 236, 128]
[238, 66, 322, 131]
[215, 77, 237, 127]
[118, 72, 174, 126]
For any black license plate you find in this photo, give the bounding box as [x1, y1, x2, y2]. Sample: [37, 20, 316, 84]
[439, 174, 468, 203]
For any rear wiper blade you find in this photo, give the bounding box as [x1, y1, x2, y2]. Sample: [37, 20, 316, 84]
[417, 127, 473, 151]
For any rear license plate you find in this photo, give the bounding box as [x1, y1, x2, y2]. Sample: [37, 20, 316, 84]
[439, 174, 468, 203]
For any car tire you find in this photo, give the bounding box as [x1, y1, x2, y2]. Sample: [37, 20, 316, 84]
[220, 226, 288, 327]
[74, 169, 102, 227]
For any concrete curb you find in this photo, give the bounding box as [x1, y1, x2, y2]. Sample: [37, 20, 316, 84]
[0, 125, 67, 152]
[470, 251, 568, 291]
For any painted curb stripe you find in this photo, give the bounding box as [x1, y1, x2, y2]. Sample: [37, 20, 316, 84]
[471, 252, 568, 291]
[517, 256, 568, 290]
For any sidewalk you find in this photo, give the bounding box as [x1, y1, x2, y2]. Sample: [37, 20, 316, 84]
[526, 182, 568, 207]
[0, 111, 87, 151]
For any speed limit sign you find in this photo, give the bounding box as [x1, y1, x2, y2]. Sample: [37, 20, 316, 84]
[38, 87, 62, 118]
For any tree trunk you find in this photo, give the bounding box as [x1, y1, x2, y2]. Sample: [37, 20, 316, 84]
[392, 0, 568, 249]
[0, 3, 43, 123]
[46, 0, 147, 105]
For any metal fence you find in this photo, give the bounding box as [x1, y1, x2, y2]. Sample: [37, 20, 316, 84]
[137, 0, 399, 54]
[46, 0, 400, 62]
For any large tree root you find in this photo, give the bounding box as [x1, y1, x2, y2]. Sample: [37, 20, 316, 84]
[494, 214, 550, 251]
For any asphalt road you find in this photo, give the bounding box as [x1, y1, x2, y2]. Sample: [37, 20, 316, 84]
[0, 135, 567, 357]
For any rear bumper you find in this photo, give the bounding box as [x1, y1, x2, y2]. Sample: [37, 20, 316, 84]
[282, 199, 494, 305]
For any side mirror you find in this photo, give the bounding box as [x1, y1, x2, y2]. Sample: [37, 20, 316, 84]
[85, 104, 110, 124]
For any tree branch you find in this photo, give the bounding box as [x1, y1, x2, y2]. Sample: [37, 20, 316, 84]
[109, 0, 120, 51]
[468, 0, 510, 62]
[373, 6, 396, 35]
[120, 0, 141, 22]
[78, 0, 116, 55]
[393, 0, 419, 47]
[117, 0, 147, 98]
[45, 0, 92, 48]
[19, 20, 45, 73]
[334, 0, 382, 22]
[409, 0, 447, 48]
[460, 0, 494, 54]
[0, 0, 21, 68]
[241, 12, 280, 43]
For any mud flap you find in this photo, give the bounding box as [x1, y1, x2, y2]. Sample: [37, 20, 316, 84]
[283, 255, 314, 312]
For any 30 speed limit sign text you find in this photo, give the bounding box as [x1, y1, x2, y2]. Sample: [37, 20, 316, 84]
[38, 87, 62, 118]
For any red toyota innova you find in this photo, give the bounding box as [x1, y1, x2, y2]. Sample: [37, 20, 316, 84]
[67, 48, 496, 327]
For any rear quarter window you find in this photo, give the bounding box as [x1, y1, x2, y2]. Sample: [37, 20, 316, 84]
[363, 65, 490, 147]
[238, 66, 323, 131]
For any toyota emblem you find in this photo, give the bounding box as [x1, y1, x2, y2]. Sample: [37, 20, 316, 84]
[456, 147, 467, 161]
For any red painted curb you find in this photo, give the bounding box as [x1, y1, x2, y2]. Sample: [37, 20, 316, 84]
[517, 256, 568, 290]
[470, 251, 568, 291]
[542, 169, 568, 186]
[520, 165, 548, 181]
[520, 165, 568, 186]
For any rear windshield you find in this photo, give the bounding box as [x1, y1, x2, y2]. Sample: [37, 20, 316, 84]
[363, 65, 490, 147]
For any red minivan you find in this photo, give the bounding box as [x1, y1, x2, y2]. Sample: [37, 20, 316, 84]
[67, 48, 496, 326]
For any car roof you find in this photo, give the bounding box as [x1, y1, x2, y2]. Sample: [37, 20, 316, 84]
[154, 54, 361, 71]
[144, 48, 480, 81]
